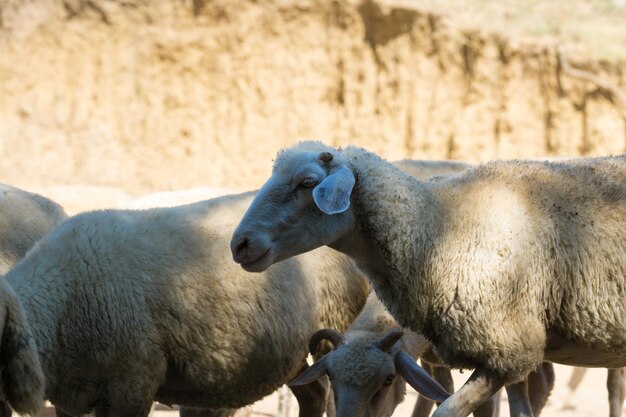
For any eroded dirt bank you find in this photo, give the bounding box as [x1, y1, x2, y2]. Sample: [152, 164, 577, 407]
[1, 0, 624, 193]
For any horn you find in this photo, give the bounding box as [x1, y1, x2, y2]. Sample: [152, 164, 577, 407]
[319, 152, 334, 163]
[376, 329, 404, 352]
[309, 328, 345, 355]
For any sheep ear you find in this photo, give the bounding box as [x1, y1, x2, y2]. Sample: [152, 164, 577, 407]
[288, 356, 329, 387]
[395, 350, 451, 403]
[313, 166, 355, 215]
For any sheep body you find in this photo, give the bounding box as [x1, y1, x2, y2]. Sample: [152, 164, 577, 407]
[0, 184, 67, 274]
[5, 191, 370, 416]
[231, 142, 626, 415]
[349, 151, 626, 378]
[347, 146, 624, 377]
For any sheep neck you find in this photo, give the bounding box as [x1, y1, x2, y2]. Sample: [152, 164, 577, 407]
[331, 148, 442, 334]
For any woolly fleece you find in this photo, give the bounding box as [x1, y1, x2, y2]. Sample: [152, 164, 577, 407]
[275, 142, 626, 383]
[5, 191, 370, 416]
[0, 184, 67, 274]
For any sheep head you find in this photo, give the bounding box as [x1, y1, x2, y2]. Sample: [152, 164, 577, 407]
[290, 328, 450, 417]
[231, 141, 356, 272]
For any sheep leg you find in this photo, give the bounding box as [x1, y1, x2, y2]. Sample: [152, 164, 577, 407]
[411, 362, 436, 417]
[325, 384, 336, 417]
[560, 367, 586, 410]
[432, 368, 504, 417]
[505, 380, 533, 417]
[412, 363, 455, 417]
[527, 363, 554, 417]
[0, 402, 11, 417]
[608, 368, 626, 417]
[289, 363, 328, 417]
[471, 390, 500, 417]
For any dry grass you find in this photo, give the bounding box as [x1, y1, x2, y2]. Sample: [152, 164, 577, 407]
[389, 0, 626, 62]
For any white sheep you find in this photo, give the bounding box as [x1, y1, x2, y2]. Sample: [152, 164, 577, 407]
[231, 141, 626, 417]
[290, 293, 554, 417]
[2, 191, 439, 417]
[0, 183, 68, 416]
[0, 184, 67, 274]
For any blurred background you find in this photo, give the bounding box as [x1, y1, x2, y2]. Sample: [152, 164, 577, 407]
[1, 0, 625, 416]
[1, 0, 625, 196]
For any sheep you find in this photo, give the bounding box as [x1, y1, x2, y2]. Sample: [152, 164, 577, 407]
[0, 184, 68, 416]
[230, 141, 626, 417]
[0, 184, 68, 274]
[290, 292, 554, 417]
[2, 190, 449, 417]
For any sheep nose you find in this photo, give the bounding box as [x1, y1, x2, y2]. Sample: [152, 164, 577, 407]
[231, 235, 250, 263]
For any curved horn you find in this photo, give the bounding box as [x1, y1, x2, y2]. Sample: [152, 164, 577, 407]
[309, 328, 345, 355]
[376, 329, 404, 352]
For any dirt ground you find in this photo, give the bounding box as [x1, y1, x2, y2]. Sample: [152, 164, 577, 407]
[34, 365, 615, 417]
[143, 365, 614, 417]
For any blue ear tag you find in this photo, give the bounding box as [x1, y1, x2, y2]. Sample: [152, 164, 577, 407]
[312, 166, 355, 215]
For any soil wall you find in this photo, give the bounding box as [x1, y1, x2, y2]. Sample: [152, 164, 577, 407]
[1, 0, 624, 193]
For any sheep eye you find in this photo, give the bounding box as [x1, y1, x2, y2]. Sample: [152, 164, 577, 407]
[301, 177, 318, 188]
[383, 375, 394, 386]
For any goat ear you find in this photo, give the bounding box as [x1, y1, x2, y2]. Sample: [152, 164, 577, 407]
[313, 166, 355, 215]
[288, 356, 329, 387]
[395, 350, 451, 403]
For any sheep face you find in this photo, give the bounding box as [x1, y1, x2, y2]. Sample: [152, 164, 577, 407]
[231, 142, 356, 272]
[290, 329, 450, 417]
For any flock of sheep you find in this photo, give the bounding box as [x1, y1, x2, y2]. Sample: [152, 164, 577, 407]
[0, 141, 623, 417]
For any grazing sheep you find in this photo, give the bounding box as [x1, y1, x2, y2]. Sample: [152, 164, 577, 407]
[290, 293, 462, 417]
[231, 141, 626, 417]
[290, 293, 553, 417]
[0, 184, 67, 274]
[4, 190, 437, 417]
